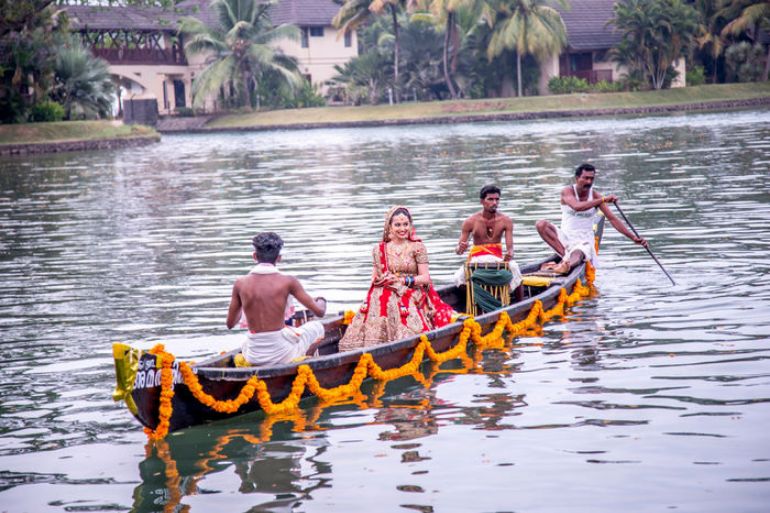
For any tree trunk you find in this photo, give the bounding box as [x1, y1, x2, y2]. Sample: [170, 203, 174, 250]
[390, 4, 400, 103]
[516, 52, 523, 97]
[443, 13, 457, 99]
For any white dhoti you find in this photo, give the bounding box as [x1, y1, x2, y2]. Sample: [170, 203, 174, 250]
[241, 320, 325, 366]
[556, 228, 597, 264]
[453, 254, 523, 288]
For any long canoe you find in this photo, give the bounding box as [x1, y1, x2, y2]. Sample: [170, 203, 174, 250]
[113, 216, 605, 435]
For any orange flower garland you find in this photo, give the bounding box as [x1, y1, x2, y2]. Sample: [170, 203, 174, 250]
[143, 345, 175, 441]
[143, 268, 597, 440]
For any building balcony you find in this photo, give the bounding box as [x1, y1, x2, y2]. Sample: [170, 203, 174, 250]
[92, 47, 187, 66]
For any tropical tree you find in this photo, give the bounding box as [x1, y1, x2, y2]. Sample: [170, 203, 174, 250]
[720, 0, 770, 80]
[413, 0, 491, 98]
[0, 0, 63, 122]
[486, 0, 568, 97]
[179, 0, 303, 109]
[610, 0, 699, 90]
[333, 0, 414, 102]
[51, 36, 115, 119]
[693, 0, 729, 83]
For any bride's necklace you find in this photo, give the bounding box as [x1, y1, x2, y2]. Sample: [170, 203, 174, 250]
[389, 241, 407, 257]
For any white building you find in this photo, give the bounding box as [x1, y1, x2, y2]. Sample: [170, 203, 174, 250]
[65, 0, 358, 116]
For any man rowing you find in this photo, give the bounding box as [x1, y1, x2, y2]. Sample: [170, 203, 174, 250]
[453, 184, 523, 294]
[226, 232, 327, 366]
[535, 163, 648, 274]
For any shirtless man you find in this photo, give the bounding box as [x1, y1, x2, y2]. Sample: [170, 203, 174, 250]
[535, 163, 648, 275]
[453, 185, 522, 291]
[226, 232, 327, 367]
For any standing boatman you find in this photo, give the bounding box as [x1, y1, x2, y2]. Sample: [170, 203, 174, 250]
[535, 163, 648, 274]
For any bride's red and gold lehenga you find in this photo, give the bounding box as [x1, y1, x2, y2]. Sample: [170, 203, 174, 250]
[339, 206, 455, 352]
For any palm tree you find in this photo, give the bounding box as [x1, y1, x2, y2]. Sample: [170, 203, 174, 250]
[694, 0, 729, 83]
[179, 0, 303, 109]
[610, 0, 699, 90]
[486, 0, 568, 97]
[334, 0, 414, 102]
[721, 0, 770, 80]
[415, 0, 491, 99]
[51, 36, 115, 120]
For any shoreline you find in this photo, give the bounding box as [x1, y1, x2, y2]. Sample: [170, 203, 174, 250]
[0, 133, 161, 157]
[168, 97, 770, 134]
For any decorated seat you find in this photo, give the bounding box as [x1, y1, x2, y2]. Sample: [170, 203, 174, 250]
[464, 262, 513, 316]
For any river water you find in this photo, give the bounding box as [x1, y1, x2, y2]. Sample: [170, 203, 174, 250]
[1, 109, 769, 512]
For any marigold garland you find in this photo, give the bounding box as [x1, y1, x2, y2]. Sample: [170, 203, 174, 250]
[144, 267, 596, 440]
[143, 344, 175, 441]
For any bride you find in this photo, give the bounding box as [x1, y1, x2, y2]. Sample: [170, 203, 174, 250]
[339, 205, 455, 352]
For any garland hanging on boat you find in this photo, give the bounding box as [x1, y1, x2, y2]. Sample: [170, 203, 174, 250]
[144, 265, 595, 440]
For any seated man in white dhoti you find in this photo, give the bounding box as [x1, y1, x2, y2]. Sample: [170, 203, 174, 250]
[535, 163, 648, 275]
[453, 185, 522, 297]
[226, 232, 327, 367]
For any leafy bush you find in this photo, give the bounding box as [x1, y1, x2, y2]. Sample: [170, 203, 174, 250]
[616, 71, 648, 92]
[725, 42, 764, 83]
[29, 101, 65, 122]
[548, 76, 590, 94]
[685, 65, 705, 86]
[591, 80, 623, 93]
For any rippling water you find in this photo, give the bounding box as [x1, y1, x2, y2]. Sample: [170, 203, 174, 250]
[1, 109, 769, 512]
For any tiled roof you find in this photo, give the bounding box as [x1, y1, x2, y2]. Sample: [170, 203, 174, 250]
[177, 0, 339, 28]
[557, 0, 622, 51]
[65, 0, 341, 32]
[64, 5, 183, 32]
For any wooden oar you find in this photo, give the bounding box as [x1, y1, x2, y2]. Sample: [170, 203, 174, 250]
[613, 203, 676, 285]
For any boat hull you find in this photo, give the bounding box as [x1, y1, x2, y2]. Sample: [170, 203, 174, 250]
[123, 257, 590, 433]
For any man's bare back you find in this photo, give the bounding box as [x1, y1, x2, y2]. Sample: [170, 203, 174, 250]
[226, 272, 325, 333]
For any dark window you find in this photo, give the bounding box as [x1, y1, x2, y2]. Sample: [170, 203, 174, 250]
[569, 52, 593, 72]
[344, 30, 352, 48]
[173, 80, 186, 108]
[309, 26, 324, 37]
[301, 27, 309, 48]
[162, 81, 168, 110]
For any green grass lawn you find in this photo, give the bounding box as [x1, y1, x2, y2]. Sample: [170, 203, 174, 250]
[0, 120, 157, 145]
[209, 82, 770, 129]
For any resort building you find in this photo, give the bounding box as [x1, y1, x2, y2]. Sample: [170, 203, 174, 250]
[539, 0, 686, 94]
[65, 0, 358, 116]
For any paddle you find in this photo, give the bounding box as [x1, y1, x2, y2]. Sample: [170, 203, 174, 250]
[613, 203, 676, 286]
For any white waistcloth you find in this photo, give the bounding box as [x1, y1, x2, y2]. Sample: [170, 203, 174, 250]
[556, 226, 597, 264]
[453, 254, 522, 288]
[241, 320, 325, 366]
[557, 185, 597, 264]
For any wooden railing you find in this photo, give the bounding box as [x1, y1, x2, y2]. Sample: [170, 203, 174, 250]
[562, 69, 614, 84]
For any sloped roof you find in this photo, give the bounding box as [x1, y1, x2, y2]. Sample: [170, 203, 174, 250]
[65, 5, 183, 31]
[557, 0, 622, 51]
[176, 0, 338, 28]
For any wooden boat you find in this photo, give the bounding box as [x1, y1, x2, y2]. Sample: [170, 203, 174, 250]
[113, 217, 605, 436]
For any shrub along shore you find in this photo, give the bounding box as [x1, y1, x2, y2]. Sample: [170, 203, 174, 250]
[1, 83, 768, 155]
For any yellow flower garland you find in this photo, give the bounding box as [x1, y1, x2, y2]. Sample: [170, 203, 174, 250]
[143, 263, 595, 440]
[143, 345, 175, 441]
